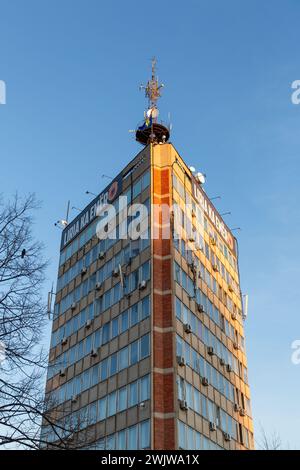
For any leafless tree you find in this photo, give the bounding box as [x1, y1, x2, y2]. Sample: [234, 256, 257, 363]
[0, 194, 99, 449]
[257, 424, 282, 450]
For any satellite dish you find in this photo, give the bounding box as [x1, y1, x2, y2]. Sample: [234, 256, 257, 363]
[189, 166, 196, 173]
[196, 172, 206, 185]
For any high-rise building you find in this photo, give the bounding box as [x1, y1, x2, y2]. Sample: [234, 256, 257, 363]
[41, 60, 254, 450]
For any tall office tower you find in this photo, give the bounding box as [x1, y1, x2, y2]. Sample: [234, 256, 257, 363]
[41, 60, 254, 450]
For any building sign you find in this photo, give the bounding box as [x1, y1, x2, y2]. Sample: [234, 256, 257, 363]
[192, 181, 236, 255]
[60, 174, 122, 250]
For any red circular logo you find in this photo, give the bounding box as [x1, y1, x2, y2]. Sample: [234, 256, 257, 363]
[108, 181, 118, 202]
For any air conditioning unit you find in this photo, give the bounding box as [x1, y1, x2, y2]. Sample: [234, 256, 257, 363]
[233, 342, 240, 350]
[176, 355, 185, 367]
[188, 235, 195, 243]
[71, 395, 78, 403]
[85, 319, 92, 329]
[61, 337, 68, 346]
[90, 349, 98, 358]
[220, 358, 226, 366]
[226, 364, 232, 373]
[231, 312, 237, 321]
[98, 251, 105, 260]
[234, 403, 241, 413]
[71, 302, 77, 310]
[201, 377, 209, 386]
[183, 323, 192, 334]
[179, 399, 188, 411]
[209, 421, 217, 432]
[81, 267, 87, 275]
[223, 432, 231, 442]
[210, 237, 216, 246]
[197, 303, 205, 313]
[95, 282, 103, 291]
[191, 209, 196, 218]
[112, 267, 119, 277]
[212, 264, 219, 272]
[240, 408, 246, 417]
[207, 346, 214, 356]
[139, 280, 147, 290]
[59, 368, 66, 377]
[228, 284, 234, 293]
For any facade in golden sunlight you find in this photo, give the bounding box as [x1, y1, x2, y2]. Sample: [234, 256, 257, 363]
[41, 61, 254, 450]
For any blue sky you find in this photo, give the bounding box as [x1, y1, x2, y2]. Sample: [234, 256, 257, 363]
[1, 0, 300, 448]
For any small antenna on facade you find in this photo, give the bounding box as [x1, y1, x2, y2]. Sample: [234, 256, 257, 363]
[230, 227, 241, 231]
[220, 211, 231, 217]
[47, 283, 55, 320]
[85, 190, 97, 197]
[72, 206, 83, 213]
[101, 174, 113, 181]
[242, 294, 249, 320]
[209, 196, 221, 201]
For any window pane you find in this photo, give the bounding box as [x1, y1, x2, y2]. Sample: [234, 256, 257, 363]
[110, 353, 118, 376]
[98, 397, 106, 421]
[118, 386, 127, 412]
[140, 334, 150, 359]
[139, 420, 150, 449]
[118, 430, 126, 450]
[108, 391, 117, 417]
[141, 296, 150, 320]
[140, 375, 150, 402]
[119, 347, 128, 370]
[129, 381, 138, 407]
[128, 425, 138, 450]
[130, 340, 139, 365]
[130, 304, 139, 326]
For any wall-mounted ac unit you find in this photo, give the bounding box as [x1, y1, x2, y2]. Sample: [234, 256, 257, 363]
[71, 302, 77, 310]
[228, 284, 234, 293]
[59, 368, 66, 377]
[71, 395, 78, 403]
[197, 303, 205, 313]
[226, 364, 233, 373]
[112, 267, 119, 277]
[81, 267, 87, 275]
[201, 377, 209, 386]
[240, 408, 246, 417]
[223, 432, 231, 442]
[233, 342, 240, 350]
[176, 355, 186, 367]
[231, 312, 237, 321]
[98, 251, 105, 260]
[212, 264, 219, 272]
[61, 337, 68, 346]
[209, 421, 217, 432]
[85, 319, 92, 329]
[90, 349, 97, 358]
[220, 358, 226, 366]
[207, 346, 214, 356]
[139, 280, 147, 290]
[183, 323, 192, 334]
[179, 399, 188, 411]
[234, 403, 241, 413]
[95, 282, 103, 291]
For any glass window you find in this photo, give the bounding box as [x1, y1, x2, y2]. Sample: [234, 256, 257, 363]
[120, 310, 129, 333]
[178, 421, 186, 449]
[130, 304, 139, 326]
[112, 318, 118, 338]
[106, 434, 115, 450]
[110, 353, 118, 376]
[129, 381, 138, 407]
[89, 402, 97, 425]
[119, 346, 128, 370]
[100, 358, 108, 381]
[91, 364, 99, 386]
[141, 296, 150, 320]
[140, 374, 150, 402]
[102, 323, 110, 344]
[117, 429, 126, 450]
[98, 397, 106, 421]
[128, 424, 138, 450]
[133, 179, 142, 199]
[130, 340, 139, 365]
[108, 391, 117, 417]
[140, 334, 150, 359]
[139, 420, 150, 449]
[118, 386, 127, 412]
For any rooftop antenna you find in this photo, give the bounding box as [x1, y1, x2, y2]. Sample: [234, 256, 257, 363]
[136, 57, 170, 145]
[209, 196, 221, 201]
[220, 211, 231, 217]
[85, 190, 97, 197]
[54, 200, 70, 229]
[102, 174, 113, 181]
[72, 206, 82, 213]
[230, 227, 241, 231]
